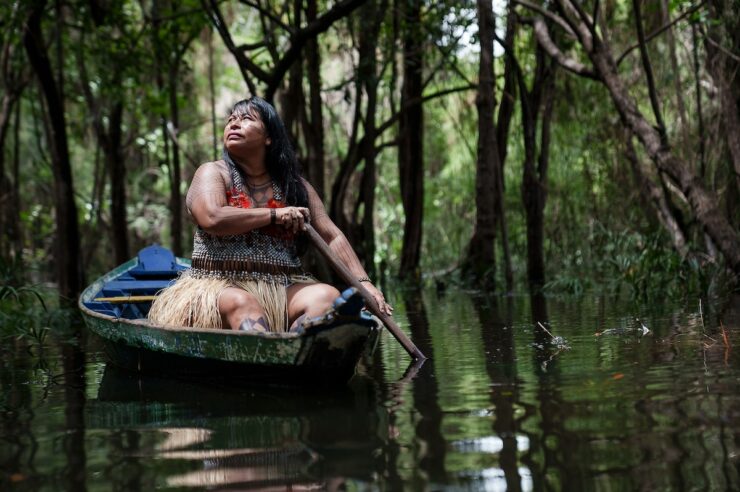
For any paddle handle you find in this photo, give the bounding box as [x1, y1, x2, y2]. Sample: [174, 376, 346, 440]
[304, 223, 426, 361]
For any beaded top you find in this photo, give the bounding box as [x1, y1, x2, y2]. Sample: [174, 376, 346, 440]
[189, 161, 304, 284]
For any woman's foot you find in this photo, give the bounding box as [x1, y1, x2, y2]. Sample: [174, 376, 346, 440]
[238, 316, 269, 333]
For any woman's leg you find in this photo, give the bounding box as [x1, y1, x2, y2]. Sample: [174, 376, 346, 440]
[286, 283, 341, 330]
[218, 287, 269, 331]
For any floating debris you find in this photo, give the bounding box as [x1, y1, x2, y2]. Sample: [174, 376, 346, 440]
[595, 318, 650, 337]
[537, 322, 571, 350]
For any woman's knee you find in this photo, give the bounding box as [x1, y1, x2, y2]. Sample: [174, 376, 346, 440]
[307, 284, 340, 312]
[218, 289, 260, 315]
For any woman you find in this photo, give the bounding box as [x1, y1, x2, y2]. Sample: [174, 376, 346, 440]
[149, 96, 391, 333]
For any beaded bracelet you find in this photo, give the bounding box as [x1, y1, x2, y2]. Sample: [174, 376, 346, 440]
[357, 276, 371, 283]
[270, 209, 276, 225]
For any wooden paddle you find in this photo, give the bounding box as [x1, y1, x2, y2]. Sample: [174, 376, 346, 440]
[94, 295, 157, 303]
[304, 223, 427, 361]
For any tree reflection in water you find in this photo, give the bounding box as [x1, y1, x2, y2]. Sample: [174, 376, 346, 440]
[2, 292, 740, 490]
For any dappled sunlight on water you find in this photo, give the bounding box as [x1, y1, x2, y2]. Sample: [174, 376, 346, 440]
[1, 290, 739, 490]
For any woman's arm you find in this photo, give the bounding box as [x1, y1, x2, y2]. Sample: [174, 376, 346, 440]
[304, 179, 393, 315]
[187, 162, 308, 236]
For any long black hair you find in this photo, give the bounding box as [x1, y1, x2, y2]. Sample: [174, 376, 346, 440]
[223, 96, 308, 208]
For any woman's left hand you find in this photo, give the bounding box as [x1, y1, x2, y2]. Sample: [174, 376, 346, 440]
[363, 282, 393, 316]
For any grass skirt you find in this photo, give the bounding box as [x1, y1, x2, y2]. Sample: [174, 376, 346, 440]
[147, 272, 314, 333]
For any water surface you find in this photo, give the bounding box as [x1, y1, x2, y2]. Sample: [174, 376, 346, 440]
[2, 290, 739, 490]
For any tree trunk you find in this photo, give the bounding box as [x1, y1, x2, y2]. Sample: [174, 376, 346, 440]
[398, 0, 424, 280]
[463, 0, 500, 288]
[660, 0, 688, 141]
[355, 0, 386, 272]
[587, 34, 740, 272]
[11, 102, 22, 261]
[281, 0, 304, 142]
[303, 0, 326, 198]
[517, 44, 555, 290]
[691, 23, 706, 178]
[207, 26, 218, 160]
[167, 66, 183, 257]
[0, 93, 15, 261]
[528, 65, 554, 289]
[705, 0, 740, 195]
[624, 135, 689, 257]
[23, 1, 83, 302]
[495, 4, 517, 291]
[107, 102, 129, 265]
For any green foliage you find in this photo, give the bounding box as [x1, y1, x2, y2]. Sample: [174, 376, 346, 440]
[1, 0, 736, 304]
[544, 222, 736, 302]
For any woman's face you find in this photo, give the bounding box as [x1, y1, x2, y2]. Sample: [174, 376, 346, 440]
[223, 106, 271, 153]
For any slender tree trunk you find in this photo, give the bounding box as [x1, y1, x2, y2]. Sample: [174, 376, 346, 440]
[586, 27, 740, 272]
[167, 66, 183, 257]
[398, 0, 424, 280]
[304, 0, 326, 198]
[496, 4, 517, 291]
[625, 135, 689, 257]
[632, 0, 667, 145]
[528, 67, 554, 289]
[464, 0, 500, 288]
[518, 45, 555, 290]
[355, 0, 386, 272]
[23, 1, 83, 301]
[281, 0, 304, 142]
[704, 1, 740, 195]
[0, 93, 15, 261]
[207, 26, 218, 160]
[107, 102, 129, 265]
[11, 102, 22, 261]
[660, 0, 689, 141]
[691, 23, 706, 178]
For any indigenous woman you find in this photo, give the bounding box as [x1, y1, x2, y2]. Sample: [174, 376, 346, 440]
[148, 96, 391, 333]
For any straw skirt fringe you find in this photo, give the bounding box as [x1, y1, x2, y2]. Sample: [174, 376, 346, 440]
[147, 273, 313, 333]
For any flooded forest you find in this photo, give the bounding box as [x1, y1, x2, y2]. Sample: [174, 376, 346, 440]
[1, 0, 740, 490]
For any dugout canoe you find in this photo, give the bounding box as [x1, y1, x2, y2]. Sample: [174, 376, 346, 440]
[78, 244, 382, 384]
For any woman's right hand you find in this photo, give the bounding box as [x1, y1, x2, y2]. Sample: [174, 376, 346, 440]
[276, 206, 310, 233]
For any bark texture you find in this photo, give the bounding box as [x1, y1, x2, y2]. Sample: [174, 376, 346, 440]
[398, 0, 424, 280]
[530, 0, 740, 273]
[464, 0, 500, 287]
[23, 1, 83, 301]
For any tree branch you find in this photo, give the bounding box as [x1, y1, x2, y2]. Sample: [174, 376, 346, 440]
[202, 0, 258, 94]
[265, 0, 368, 100]
[532, 17, 599, 80]
[616, 1, 706, 66]
[377, 84, 477, 136]
[513, 0, 575, 37]
[237, 0, 291, 32]
[555, 0, 593, 52]
[632, 0, 667, 143]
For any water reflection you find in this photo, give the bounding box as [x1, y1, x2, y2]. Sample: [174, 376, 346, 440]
[2, 292, 739, 490]
[475, 295, 524, 491]
[85, 366, 387, 490]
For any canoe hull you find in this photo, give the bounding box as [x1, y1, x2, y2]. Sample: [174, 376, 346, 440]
[86, 316, 379, 384]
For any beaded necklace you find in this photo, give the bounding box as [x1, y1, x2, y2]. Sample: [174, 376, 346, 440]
[188, 157, 304, 283]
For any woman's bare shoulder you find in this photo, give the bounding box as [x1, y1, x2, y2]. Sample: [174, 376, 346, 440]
[193, 160, 229, 181]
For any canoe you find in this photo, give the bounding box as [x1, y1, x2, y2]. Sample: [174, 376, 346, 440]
[78, 244, 382, 384]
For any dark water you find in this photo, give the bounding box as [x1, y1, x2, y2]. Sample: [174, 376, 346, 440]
[2, 290, 740, 491]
